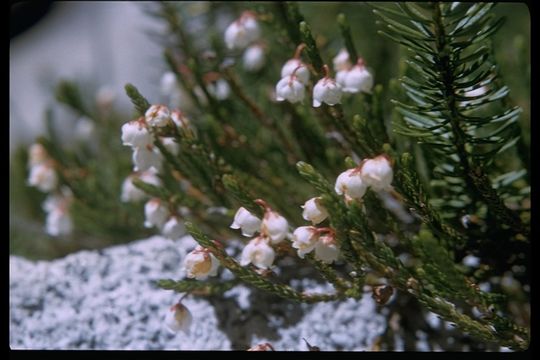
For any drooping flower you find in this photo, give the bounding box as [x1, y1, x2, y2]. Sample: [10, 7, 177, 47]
[224, 11, 261, 50]
[45, 207, 73, 237]
[243, 44, 266, 72]
[275, 75, 305, 103]
[230, 207, 262, 237]
[28, 143, 48, 167]
[334, 168, 367, 200]
[338, 58, 373, 94]
[314, 234, 339, 264]
[301, 197, 328, 225]
[183, 245, 219, 280]
[291, 226, 319, 258]
[145, 104, 171, 128]
[165, 302, 193, 334]
[170, 110, 190, 129]
[280, 59, 310, 85]
[27, 163, 58, 192]
[160, 137, 180, 156]
[240, 237, 275, 269]
[121, 118, 152, 148]
[261, 210, 289, 244]
[74, 116, 95, 141]
[207, 79, 231, 101]
[121, 170, 162, 203]
[332, 48, 351, 72]
[312, 65, 342, 108]
[132, 146, 162, 172]
[247, 343, 275, 351]
[144, 198, 169, 228]
[162, 216, 185, 240]
[360, 155, 393, 191]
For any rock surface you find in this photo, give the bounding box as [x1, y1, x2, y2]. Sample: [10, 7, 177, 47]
[10, 235, 386, 350]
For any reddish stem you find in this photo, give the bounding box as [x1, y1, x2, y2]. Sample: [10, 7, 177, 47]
[294, 43, 307, 59]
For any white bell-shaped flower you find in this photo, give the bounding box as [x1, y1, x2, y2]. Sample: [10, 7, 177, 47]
[121, 119, 152, 148]
[224, 11, 260, 50]
[312, 67, 342, 108]
[74, 116, 95, 141]
[280, 58, 310, 85]
[243, 44, 266, 72]
[230, 207, 262, 237]
[291, 226, 319, 258]
[160, 71, 180, 97]
[27, 163, 58, 192]
[95, 85, 116, 109]
[165, 302, 193, 334]
[45, 208, 73, 237]
[161, 137, 180, 156]
[171, 110, 190, 129]
[162, 216, 185, 240]
[340, 59, 373, 94]
[145, 104, 171, 128]
[28, 143, 48, 167]
[240, 237, 275, 269]
[314, 234, 339, 264]
[275, 75, 305, 103]
[333, 48, 351, 72]
[335, 168, 367, 200]
[184, 245, 220, 280]
[301, 197, 328, 225]
[144, 198, 169, 228]
[132, 146, 162, 172]
[261, 210, 289, 244]
[360, 155, 393, 191]
[207, 79, 231, 101]
[121, 170, 162, 203]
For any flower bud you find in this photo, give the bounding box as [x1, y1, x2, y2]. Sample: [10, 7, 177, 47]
[121, 119, 152, 148]
[144, 198, 169, 228]
[360, 155, 393, 191]
[165, 302, 193, 334]
[132, 146, 162, 172]
[291, 226, 319, 258]
[335, 168, 367, 200]
[332, 48, 351, 72]
[301, 197, 328, 225]
[27, 163, 58, 192]
[184, 245, 219, 280]
[207, 79, 231, 101]
[243, 44, 266, 72]
[339, 60, 373, 94]
[312, 77, 342, 107]
[224, 12, 260, 50]
[230, 207, 262, 237]
[240, 237, 275, 269]
[28, 143, 48, 167]
[145, 104, 171, 128]
[314, 234, 339, 264]
[280, 59, 310, 85]
[162, 216, 185, 240]
[275, 75, 305, 103]
[261, 211, 289, 244]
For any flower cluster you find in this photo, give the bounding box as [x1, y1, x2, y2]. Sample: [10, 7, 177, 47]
[224, 11, 266, 73]
[230, 200, 289, 269]
[333, 49, 374, 94]
[335, 155, 394, 201]
[27, 143, 74, 237]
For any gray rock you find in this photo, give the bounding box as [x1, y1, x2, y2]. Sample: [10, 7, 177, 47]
[10, 235, 386, 350]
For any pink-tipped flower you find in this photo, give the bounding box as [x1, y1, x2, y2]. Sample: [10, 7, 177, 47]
[240, 237, 275, 269]
[312, 65, 342, 107]
[314, 234, 339, 264]
[334, 168, 367, 200]
[121, 118, 152, 148]
[170, 110, 191, 129]
[338, 58, 373, 94]
[145, 104, 171, 128]
[165, 302, 193, 334]
[360, 155, 393, 191]
[291, 226, 320, 258]
[224, 11, 261, 50]
[301, 197, 328, 225]
[261, 210, 289, 244]
[184, 245, 219, 280]
[275, 74, 305, 103]
[230, 207, 262, 237]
